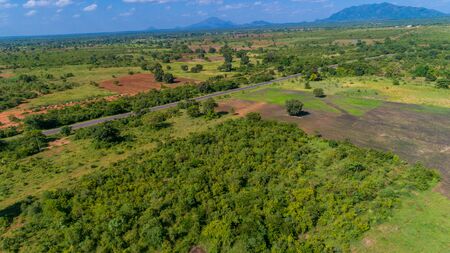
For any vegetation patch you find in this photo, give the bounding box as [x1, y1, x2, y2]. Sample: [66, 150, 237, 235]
[352, 187, 450, 253]
[0, 118, 438, 252]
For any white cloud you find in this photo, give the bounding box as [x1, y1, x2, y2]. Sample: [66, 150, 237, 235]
[25, 10, 37, 16]
[119, 7, 136, 16]
[23, 0, 73, 9]
[83, 4, 97, 12]
[55, 0, 73, 7]
[0, 0, 17, 9]
[23, 0, 51, 8]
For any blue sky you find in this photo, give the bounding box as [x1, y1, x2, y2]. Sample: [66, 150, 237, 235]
[0, 0, 449, 36]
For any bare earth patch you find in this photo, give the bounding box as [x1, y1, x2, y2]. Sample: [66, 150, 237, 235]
[100, 73, 199, 95]
[0, 73, 14, 78]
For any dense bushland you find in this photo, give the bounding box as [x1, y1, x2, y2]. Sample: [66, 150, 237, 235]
[1, 118, 437, 252]
[0, 75, 75, 111]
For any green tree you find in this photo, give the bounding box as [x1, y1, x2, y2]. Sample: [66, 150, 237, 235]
[60, 126, 72, 136]
[187, 104, 202, 118]
[285, 99, 304, 116]
[92, 123, 122, 148]
[163, 73, 175, 84]
[313, 88, 325, 98]
[202, 98, 218, 117]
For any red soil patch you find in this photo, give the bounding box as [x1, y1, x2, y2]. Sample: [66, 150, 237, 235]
[0, 95, 121, 129]
[0, 73, 14, 78]
[0, 104, 38, 129]
[217, 99, 269, 116]
[48, 138, 71, 149]
[100, 73, 199, 95]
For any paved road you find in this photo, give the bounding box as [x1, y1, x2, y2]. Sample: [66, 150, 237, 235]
[42, 73, 304, 136]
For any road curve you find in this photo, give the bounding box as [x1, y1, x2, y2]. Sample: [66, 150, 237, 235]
[42, 73, 303, 136]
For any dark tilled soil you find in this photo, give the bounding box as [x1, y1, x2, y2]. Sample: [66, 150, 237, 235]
[220, 99, 450, 197]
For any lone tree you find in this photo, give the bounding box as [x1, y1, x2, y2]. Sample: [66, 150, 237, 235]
[285, 99, 304, 116]
[163, 73, 175, 84]
[313, 88, 325, 98]
[60, 126, 72, 136]
[92, 123, 122, 148]
[202, 98, 218, 117]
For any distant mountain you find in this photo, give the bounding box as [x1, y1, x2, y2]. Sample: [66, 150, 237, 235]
[323, 2, 447, 22]
[144, 4, 449, 32]
[185, 17, 236, 30]
[179, 18, 273, 31]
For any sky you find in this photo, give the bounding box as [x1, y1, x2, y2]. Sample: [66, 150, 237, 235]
[0, 0, 449, 36]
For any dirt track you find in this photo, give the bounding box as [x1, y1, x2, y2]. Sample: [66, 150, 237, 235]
[219, 99, 450, 197]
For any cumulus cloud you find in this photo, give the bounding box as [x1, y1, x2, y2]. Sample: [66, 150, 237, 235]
[83, 4, 97, 12]
[25, 10, 37, 16]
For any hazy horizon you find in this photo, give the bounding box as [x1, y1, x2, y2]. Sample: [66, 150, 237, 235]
[0, 0, 449, 36]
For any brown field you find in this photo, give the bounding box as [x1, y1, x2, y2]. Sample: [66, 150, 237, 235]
[219, 99, 450, 197]
[100, 73, 199, 95]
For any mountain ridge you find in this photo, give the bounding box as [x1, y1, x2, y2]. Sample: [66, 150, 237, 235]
[146, 3, 448, 31]
[323, 2, 447, 22]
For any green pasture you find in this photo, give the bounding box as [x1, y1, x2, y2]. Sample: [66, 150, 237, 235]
[280, 76, 450, 108]
[353, 188, 450, 253]
[234, 88, 342, 113]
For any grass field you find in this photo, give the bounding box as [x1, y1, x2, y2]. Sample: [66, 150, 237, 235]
[281, 76, 450, 108]
[234, 88, 342, 113]
[26, 84, 116, 108]
[330, 96, 382, 116]
[352, 187, 450, 253]
[14, 65, 143, 85]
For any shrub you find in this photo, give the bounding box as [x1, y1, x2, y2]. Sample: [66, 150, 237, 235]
[436, 79, 449, 89]
[246, 112, 262, 121]
[304, 81, 311, 89]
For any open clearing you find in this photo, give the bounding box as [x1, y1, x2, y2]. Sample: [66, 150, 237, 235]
[100, 73, 199, 95]
[221, 90, 450, 196]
